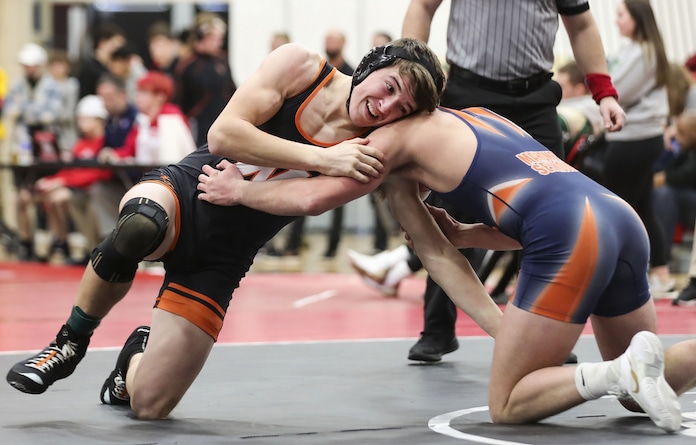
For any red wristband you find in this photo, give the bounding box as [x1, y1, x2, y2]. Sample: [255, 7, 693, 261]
[585, 73, 618, 104]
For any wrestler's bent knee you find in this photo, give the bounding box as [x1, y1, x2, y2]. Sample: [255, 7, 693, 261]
[90, 198, 169, 282]
[488, 400, 528, 425]
[130, 389, 180, 420]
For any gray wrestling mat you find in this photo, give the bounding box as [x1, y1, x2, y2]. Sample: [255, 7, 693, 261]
[1, 336, 694, 444]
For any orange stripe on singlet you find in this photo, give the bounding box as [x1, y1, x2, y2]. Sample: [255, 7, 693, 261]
[155, 282, 226, 341]
[489, 178, 533, 223]
[139, 178, 181, 254]
[446, 108, 504, 136]
[466, 107, 527, 136]
[531, 198, 599, 322]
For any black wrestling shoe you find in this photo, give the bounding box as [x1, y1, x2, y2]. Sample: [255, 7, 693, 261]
[565, 352, 578, 364]
[672, 283, 696, 306]
[100, 326, 150, 405]
[6, 324, 90, 394]
[408, 335, 459, 362]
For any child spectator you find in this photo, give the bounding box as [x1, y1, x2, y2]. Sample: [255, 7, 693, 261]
[653, 111, 696, 266]
[33, 95, 111, 263]
[98, 71, 195, 166]
[107, 45, 146, 104]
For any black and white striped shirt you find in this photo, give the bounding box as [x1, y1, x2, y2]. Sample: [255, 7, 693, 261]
[446, 0, 589, 80]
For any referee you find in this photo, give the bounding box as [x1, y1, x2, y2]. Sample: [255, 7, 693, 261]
[400, 0, 625, 363]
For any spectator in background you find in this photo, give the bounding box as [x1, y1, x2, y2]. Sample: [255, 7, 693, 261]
[653, 62, 696, 173]
[269, 32, 290, 52]
[33, 95, 111, 263]
[324, 29, 354, 75]
[671, 61, 696, 306]
[107, 45, 146, 104]
[175, 12, 236, 146]
[82, 74, 139, 249]
[555, 61, 604, 176]
[5, 43, 64, 260]
[666, 63, 696, 119]
[176, 28, 194, 60]
[600, 0, 672, 295]
[99, 71, 195, 166]
[97, 74, 138, 151]
[653, 111, 696, 275]
[685, 51, 696, 81]
[371, 31, 392, 47]
[5, 43, 64, 161]
[47, 49, 80, 156]
[76, 22, 126, 98]
[146, 22, 180, 81]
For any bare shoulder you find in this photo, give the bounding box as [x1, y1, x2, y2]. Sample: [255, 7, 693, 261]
[258, 43, 325, 95]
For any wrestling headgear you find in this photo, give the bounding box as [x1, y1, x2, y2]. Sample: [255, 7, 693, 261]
[346, 43, 445, 112]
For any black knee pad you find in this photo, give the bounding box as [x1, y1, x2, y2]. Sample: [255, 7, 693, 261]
[91, 198, 169, 282]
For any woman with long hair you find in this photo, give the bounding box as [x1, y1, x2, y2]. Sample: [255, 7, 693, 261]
[601, 0, 673, 294]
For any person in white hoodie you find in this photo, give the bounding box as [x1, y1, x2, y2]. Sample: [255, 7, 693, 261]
[600, 0, 673, 295]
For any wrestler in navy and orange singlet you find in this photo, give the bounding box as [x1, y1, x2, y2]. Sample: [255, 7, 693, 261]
[139, 61, 366, 340]
[435, 107, 650, 323]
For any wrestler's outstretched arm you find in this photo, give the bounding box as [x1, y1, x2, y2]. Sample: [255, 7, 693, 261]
[197, 159, 379, 214]
[381, 176, 501, 337]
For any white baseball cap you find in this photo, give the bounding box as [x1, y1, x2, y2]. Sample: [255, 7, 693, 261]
[18, 43, 47, 66]
[76, 95, 108, 119]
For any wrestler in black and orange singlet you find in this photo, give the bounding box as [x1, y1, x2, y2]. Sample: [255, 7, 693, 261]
[435, 107, 651, 323]
[140, 61, 363, 340]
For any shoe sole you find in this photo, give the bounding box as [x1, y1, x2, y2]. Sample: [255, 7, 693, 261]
[360, 275, 398, 297]
[624, 331, 682, 433]
[347, 256, 398, 297]
[6, 372, 47, 394]
[348, 260, 387, 284]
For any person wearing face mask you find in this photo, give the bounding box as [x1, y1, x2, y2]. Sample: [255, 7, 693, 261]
[5, 42, 64, 261]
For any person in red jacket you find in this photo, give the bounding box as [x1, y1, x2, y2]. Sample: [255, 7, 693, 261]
[33, 95, 111, 262]
[98, 71, 196, 166]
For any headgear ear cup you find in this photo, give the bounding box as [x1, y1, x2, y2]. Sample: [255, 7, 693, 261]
[352, 46, 383, 86]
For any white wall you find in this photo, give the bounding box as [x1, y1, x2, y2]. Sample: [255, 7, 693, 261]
[230, 0, 696, 85]
[229, 0, 451, 84]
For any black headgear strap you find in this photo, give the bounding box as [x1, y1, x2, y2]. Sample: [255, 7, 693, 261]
[346, 44, 444, 112]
